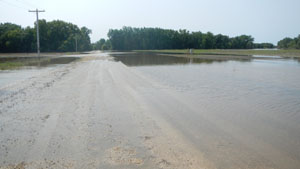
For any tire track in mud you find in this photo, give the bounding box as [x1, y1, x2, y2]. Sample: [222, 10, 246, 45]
[93, 63, 150, 168]
[0, 65, 72, 115]
[106, 62, 216, 169]
[0, 63, 77, 167]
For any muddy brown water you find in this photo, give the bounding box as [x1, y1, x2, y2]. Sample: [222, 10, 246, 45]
[112, 52, 300, 169]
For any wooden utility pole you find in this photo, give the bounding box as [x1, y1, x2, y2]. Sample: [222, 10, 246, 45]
[29, 9, 45, 57]
[75, 35, 78, 52]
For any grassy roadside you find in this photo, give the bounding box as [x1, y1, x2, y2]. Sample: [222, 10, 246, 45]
[137, 49, 300, 58]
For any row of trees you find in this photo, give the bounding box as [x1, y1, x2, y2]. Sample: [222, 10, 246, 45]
[92, 38, 112, 50]
[253, 43, 274, 49]
[5, 23, 299, 52]
[0, 20, 92, 53]
[107, 27, 273, 50]
[277, 35, 300, 49]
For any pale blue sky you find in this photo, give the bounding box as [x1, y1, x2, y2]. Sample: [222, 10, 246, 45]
[0, 0, 299, 44]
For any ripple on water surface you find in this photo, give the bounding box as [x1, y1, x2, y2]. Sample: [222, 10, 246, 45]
[112, 52, 300, 169]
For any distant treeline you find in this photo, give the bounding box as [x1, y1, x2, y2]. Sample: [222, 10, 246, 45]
[253, 43, 275, 49]
[4, 22, 299, 53]
[104, 27, 274, 50]
[0, 20, 91, 53]
[277, 35, 300, 49]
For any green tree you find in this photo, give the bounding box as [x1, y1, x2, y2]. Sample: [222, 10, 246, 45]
[107, 27, 255, 50]
[93, 38, 106, 50]
[0, 20, 92, 53]
[101, 40, 112, 50]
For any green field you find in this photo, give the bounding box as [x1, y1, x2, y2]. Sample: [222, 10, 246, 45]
[139, 49, 300, 58]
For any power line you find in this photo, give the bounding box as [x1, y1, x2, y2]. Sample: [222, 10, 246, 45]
[20, 0, 36, 8]
[0, 0, 28, 10]
[13, 0, 37, 8]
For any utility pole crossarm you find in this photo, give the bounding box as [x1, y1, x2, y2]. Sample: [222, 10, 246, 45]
[29, 9, 45, 57]
[28, 10, 45, 12]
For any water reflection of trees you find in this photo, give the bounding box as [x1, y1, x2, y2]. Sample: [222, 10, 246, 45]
[111, 52, 228, 66]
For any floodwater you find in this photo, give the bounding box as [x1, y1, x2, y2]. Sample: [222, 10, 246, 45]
[1, 52, 300, 169]
[0, 56, 79, 67]
[112, 52, 229, 66]
[0, 56, 79, 88]
[112, 52, 300, 169]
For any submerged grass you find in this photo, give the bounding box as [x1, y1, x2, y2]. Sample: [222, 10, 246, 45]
[0, 62, 24, 70]
[0, 56, 79, 70]
[0, 57, 49, 70]
[139, 49, 300, 58]
[0, 52, 87, 70]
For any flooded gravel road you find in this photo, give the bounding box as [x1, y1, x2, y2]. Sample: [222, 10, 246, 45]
[1, 52, 300, 169]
